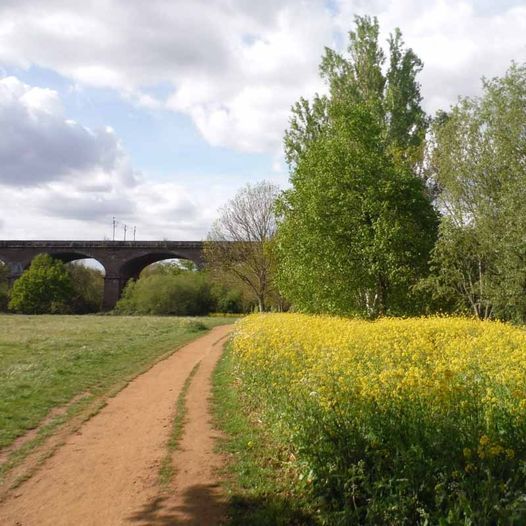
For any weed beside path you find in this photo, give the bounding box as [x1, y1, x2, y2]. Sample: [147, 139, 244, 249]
[212, 345, 319, 525]
[0, 315, 233, 454]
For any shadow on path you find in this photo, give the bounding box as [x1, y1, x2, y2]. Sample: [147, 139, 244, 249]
[127, 484, 317, 525]
[127, 483, 225, 525]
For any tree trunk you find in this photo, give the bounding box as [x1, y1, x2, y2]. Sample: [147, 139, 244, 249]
[376, 275, 388, 317]
[257, 296, 265, 312]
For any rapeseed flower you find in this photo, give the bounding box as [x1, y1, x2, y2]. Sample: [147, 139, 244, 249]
[231, 313, 526, 522]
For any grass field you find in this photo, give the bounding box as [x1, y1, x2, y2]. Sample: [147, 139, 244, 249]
[0, 314, 233, 453]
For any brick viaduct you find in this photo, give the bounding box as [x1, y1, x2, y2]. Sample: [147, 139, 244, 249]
[0, 240, 205, 310]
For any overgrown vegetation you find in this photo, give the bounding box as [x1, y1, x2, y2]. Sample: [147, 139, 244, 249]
[66, 262, 104, 313]
[230, 314, 526, 524]
[213, 345, 318, 525]
[8, 254, 75, 314]
[424, 64, 526, 323]
[5, 256, 104, 314]
[6, 256, 251, 316]
[115, 261, 249, 315]
[273, 17, 526, 324]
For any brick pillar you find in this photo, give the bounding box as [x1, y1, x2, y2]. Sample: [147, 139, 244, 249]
[102, 275, 125, 311]
[6, 261, 24, 289]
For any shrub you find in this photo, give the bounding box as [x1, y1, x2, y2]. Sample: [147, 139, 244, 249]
[115, 272, 215, 315]
[9, 254, 74, 314]
[66, 263, 104, 313]
[212, 285, 244, 314]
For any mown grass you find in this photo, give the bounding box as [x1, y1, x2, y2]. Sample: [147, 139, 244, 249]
[0, 314, 233, 452]
[212, 344, 318, 526]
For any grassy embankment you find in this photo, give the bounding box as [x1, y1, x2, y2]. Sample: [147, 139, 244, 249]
[213, 344, 318, 526]
[0, 314, 233, 481]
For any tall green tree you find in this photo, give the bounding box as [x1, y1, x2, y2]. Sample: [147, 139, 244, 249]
[429, 63, 526, 322]
[277, 16, 437, 316]
[9, 254, 74, 314]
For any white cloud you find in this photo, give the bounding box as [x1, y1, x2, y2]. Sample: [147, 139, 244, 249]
[0, 0, 525, 243]
[0, 178, 232, 241]
[167, 4, 334, 152]
[0, 75, 237, 240]
[3, 1, 525, 154]
[0, 0, 335, 153]
[1, 0, 524, 153]
[0, 76, 137, 186]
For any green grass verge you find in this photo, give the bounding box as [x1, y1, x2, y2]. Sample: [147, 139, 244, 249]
[0, 394, 104, 484]
[212, 344, 319, 526]
[159, 362, 201, 486]
[0, 314, 233, 452]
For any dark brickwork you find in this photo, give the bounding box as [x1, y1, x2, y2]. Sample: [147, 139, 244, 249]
[0, 240, 205, 310]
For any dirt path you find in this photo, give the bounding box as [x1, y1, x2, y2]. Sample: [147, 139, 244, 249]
[0, 325, 232, 526]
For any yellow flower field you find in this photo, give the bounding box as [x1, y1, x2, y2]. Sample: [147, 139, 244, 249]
[231, 314, 526, 523]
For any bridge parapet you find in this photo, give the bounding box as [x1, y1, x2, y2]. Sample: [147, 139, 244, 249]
[0, 240, 204, 249]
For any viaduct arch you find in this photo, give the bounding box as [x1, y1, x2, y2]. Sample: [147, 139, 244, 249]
[0, 240, 205, 310]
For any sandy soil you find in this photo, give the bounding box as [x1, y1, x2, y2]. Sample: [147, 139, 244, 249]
[0, 325, 232, 526]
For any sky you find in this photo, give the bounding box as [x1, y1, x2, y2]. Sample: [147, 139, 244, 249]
[0, 0, 525, 241]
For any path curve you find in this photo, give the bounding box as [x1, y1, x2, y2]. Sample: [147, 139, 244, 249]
[0, 325, 232, 526]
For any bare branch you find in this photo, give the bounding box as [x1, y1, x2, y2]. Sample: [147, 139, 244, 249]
[204, 181, 280, 311]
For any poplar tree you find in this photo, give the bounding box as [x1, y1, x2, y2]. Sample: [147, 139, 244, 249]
[277, 16, 437, 316]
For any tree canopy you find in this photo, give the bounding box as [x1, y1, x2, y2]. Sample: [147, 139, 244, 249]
[9, 254, 75, 314]
[276, 16, 437, 317]
[427, 63, 526, 322]
[66, 263, 104, 313]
